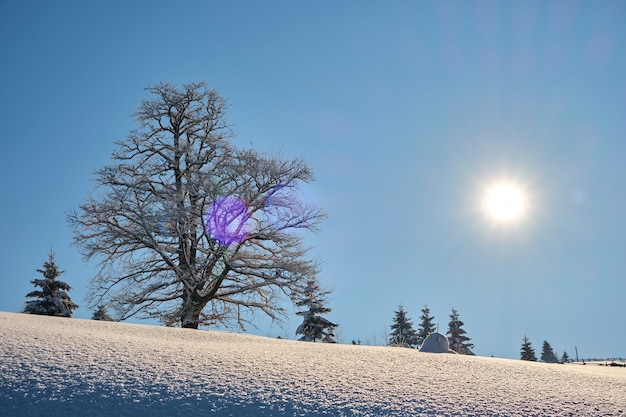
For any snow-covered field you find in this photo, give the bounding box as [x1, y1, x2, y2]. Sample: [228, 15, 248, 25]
[1, 312, 624, 417]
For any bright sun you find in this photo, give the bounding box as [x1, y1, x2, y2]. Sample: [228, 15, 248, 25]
[484, 183, 527, 223]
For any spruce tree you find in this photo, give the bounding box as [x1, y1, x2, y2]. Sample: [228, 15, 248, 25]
[92, 305, 114, 321]
[24, 253, 78, 317]
[388, 305, 418, 347]
[540, 340, 559, 363]
[520, 335, 537, 361]
[446, 308, 475, 355]
[561, 351, 570, 363]
[295, 279, 337, 342]
[416, 305, 436, 347]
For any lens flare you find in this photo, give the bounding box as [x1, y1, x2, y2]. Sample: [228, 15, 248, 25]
[205, 196, 254, 245]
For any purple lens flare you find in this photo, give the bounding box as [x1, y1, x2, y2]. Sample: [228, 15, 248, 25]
[205, 196, 254, 246]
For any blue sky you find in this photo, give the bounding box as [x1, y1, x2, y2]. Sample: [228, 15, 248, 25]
[1, 1, 625, 359]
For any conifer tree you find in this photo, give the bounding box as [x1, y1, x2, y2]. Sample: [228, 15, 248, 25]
[24, 253, 78, 318]
[446, 308, 475, 355]
[388, 305, 418, 347]
[561, 351, 570, 363]
[540, 340, 559, 363]
[295, 279, 337, 342]
[416, 305, 436, 347]
[520, 335, 537, 361]
[92, 305, 114, 321]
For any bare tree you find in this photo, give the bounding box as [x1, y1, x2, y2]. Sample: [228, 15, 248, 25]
[68, 82, 325, 329]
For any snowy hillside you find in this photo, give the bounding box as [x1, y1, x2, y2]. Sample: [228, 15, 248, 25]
[1, 312, 625, 417]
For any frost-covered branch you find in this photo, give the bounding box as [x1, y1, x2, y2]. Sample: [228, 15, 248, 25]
[69, 82, 326, 329]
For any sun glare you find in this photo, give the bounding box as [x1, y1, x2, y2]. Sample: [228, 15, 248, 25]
[483, 183, 527, 223]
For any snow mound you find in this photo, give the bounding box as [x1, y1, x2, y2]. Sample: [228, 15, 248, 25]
[419, 332, 457, 354]
[2, 312, 626, 417]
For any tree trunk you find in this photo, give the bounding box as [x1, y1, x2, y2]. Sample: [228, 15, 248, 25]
[181, 319, 199, 329]
[180, 295, 205, 329]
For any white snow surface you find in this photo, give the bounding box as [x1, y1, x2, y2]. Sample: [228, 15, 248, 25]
[1, 312, 625, 417]
[418, 332, 457, 354]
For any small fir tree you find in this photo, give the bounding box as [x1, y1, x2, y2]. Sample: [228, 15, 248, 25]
[92, 305, 114, 321]
[295, 279, 337, 343]
[446, 308, 475, 355]
[520, 335, 537, 361]
[540, 340, 559, 363]
[416, 305, 436, 347]
[24, 253, 78, 317]
[388, 305, 418, 347]
[561, 351, 570, 363]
